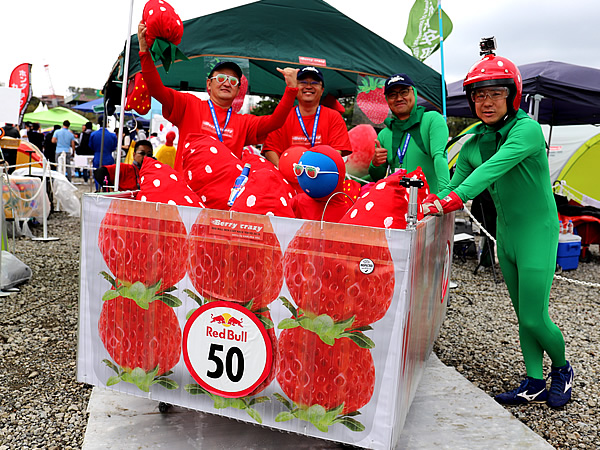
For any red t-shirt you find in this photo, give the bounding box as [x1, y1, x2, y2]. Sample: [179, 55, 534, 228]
[262, 106, 352, 157]
[105, 164, 140, 191]
[140, 51, 298, 172]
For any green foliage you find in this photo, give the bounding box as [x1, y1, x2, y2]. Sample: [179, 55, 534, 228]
[250, 97, 280, 116]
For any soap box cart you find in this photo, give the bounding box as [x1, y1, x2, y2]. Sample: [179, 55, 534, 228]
[77, 193, 454, 450]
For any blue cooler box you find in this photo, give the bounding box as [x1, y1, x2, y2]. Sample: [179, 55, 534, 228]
[557, 234, 582, 270]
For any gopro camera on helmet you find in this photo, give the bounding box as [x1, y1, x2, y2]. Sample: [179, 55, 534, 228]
[479, 37, 497, 56]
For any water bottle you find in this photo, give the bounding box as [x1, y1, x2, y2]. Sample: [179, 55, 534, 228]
[228, 163, 251, 207]
[566, 219, 574, 235]
[558, 220, 564, 234]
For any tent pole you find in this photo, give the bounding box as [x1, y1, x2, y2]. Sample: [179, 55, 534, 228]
[438, 0, 447, 120]
[114, 0, 135, 192]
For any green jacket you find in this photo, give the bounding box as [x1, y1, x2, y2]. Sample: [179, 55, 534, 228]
[439, 110, 557, 230]
[368, 94, 450, 193]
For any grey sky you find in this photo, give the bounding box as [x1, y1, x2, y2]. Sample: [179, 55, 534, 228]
[1, 0, 598, 97]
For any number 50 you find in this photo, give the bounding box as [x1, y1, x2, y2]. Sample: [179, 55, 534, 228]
[206, 343, 244, 382]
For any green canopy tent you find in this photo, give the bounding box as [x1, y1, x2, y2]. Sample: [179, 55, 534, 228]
[105, 0, 444, 109]
[23, 107, 89, 132]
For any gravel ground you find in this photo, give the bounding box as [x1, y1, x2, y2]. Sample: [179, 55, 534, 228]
[0, 183, 599, 449]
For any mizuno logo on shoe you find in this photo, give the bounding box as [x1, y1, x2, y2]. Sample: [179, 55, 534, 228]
[564, 373, 573, 393]
[518, 388, 546, 401]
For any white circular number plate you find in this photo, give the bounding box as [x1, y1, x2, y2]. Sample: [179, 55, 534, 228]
[183, 301, 272, 398]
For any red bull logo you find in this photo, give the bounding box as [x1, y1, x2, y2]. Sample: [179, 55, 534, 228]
[207, 312, 247, 342]
[210, 313, 244, 327]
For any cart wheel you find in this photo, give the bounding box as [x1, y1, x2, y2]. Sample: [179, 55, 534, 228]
[158, 402, 172, 413]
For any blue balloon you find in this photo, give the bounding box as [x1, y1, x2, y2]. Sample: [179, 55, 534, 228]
[297, 151, 340, 198]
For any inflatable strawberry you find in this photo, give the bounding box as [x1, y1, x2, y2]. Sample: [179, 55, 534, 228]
[142, 0, 188, 72]
[125, 73, 151, 115]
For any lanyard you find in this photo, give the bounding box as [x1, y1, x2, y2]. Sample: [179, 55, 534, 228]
[296, 105, 320, 147]
[396, 133, 411, 165]
[208, 100, 232, 143]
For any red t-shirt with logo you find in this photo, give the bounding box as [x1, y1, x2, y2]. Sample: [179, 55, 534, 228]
[140, 51, 298, 173]
[262, 106, 352, 157]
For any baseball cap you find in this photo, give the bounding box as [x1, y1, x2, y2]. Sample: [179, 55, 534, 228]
[208, 61, 243, 79]
[384, 73, 415, 95]
[297, 66, 324, 85]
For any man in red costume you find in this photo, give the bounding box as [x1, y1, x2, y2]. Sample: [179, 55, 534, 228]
[137, 21, 299, 173]
[262, 66, 351, 166]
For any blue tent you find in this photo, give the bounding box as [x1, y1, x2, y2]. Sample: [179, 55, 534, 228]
[420, 61, 600, 125]
[72, 98, 104, 113]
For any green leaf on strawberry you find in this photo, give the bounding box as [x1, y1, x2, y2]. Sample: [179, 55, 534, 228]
[102, 359, 179, 392]
[100, 271, 182, 310]
[184, 383, 269, 424]
[277, 296, 374, 349]
[274, 395, 365, 433]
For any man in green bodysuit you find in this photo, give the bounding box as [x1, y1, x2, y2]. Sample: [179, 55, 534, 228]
[423, 48, 573, 408]
[369, 73, 450, 194]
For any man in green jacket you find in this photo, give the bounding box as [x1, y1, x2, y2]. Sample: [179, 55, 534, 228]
[368, 73, 450, 193]
[423, 49, 573, 408]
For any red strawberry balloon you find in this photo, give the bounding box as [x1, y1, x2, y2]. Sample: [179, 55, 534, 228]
[142, 0, 188, 72]
[231, 74, 248, 113]
[346, 124, 377, 178]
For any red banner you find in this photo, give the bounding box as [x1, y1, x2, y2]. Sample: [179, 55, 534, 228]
[9, 63, 33, 124]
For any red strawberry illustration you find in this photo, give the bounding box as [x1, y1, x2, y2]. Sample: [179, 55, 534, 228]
[356, 76, 388, 124]
[98, 283, 182, 392]
[98, 201, 188, 290]
[231, 74, 248, 113]
[125, 72, 151, 115]
[275, 326, 374, 432]
[284, 222, 395, 328]
[187, 211, 283, 310]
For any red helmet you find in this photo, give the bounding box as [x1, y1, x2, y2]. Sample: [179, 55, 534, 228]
[463, 54, 522, 115]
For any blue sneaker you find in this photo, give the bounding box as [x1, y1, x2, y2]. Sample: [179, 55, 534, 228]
[494, 377, 548, 405]
[547, 361, 574, 408]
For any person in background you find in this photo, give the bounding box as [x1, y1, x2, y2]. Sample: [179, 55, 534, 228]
[94, 139, 153, 191]
[369, 73, 450, 194]
[2, 123, 20, 139]
[90, 120, 117, 191]
[422, 47, 573, 408]
[20, 122, 32, 141]
[262, 66, 351, 166]
[76, 121, 94, 182]
[52, 120, 75, 181]
[27, 122, 45, 153]
[44, 125, 61, 164]
[154, 130, 177, 168]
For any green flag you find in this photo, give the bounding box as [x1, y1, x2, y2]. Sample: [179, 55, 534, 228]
[404, 0, 453, 61]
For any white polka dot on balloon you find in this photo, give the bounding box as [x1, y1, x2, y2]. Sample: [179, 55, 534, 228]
[160, 6, 166, 12]
[280, 197, 287, 206]
[140, 195, 147, 202]
[148, 9, 154, 15]
[188, 170, 193, 180]
[376, 182, 386, 190]
[190, 148, 196, 153]
[184, 196, 193, 204]
[167, 200, 176, 205]
[236, 164, 243, 171]
[170, 174, 178, 181]
[176, 20, 181, 25]
[185, 142, 190, 148]
[288, 192, 293, 198]
[153, 179, 161, 187]
[384, 217, 394, 228]
[246, 195, 257, 207]
[205, 165, 213, 174]
[201, 195, 207, 202]
[266, 211, 274, 216]
[154, 163, 161, 169]
[210, 146, 218, 154]
[362, 191, 370, 198]
[141, 176, 145, 184]
[366, 201, 374, 211]
[350, 209, 358, 218]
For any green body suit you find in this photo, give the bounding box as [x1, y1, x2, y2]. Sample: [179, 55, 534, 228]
[439, 110, 566, 378]
[368, 91, 450, 193]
